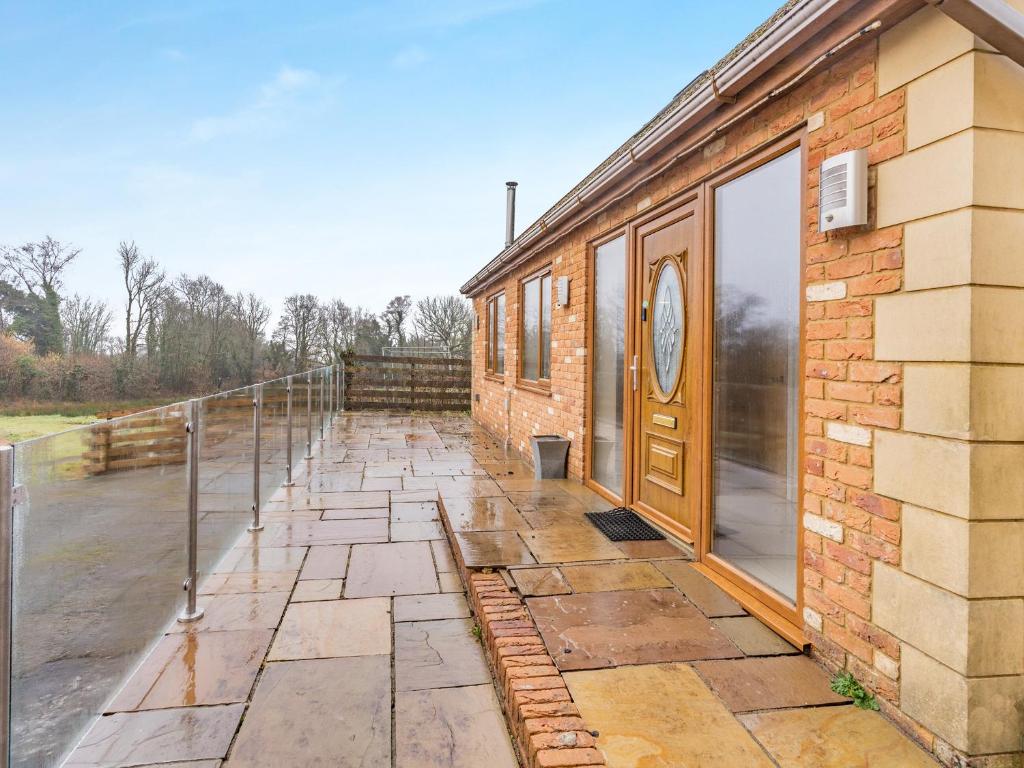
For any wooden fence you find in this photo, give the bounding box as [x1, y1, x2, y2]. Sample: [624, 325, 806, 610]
[345, 354, 470, 412]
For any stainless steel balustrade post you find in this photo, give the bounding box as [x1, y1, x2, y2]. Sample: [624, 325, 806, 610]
[248, 384, 264, 533]
[305, 371, 313, 460]
[319, 371, 325, 442]
[284, 375, 295, 486]
[339, 360, 346, 412]
[0, 445, 14, 768]
[178, 399, 204, 624]
[327, 365, 333, 426]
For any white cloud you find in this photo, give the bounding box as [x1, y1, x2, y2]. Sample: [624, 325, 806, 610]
[189, 65, 333, 143]
[391, 46, 429, 70]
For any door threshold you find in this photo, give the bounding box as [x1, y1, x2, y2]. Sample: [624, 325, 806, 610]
[691, 562, 808, 651]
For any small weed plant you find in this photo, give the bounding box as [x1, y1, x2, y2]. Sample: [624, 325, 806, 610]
[831, 671, 879, 710]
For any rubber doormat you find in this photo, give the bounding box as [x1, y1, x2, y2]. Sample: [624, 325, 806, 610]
[585, 508, 666, 542]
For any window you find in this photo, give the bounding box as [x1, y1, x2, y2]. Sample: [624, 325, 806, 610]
[520, 268, 552, 384]
[711, 147, 802, 603]
[485, 293, 505, 375]
[590, 236, 626, 497]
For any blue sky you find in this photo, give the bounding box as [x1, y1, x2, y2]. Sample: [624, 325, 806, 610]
[0, 0, 782, 318]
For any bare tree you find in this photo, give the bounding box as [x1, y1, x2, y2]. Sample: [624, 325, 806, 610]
[273, 294, 323, 370]
[413, 295, 473, 357]
[234, 292, 272, 379]
[0, 236, 81, 297]
[320, 298, 353, 362]
[380, 295, 412, 349]
[61, 294, 113, 356]
[120, 241, 165, 360]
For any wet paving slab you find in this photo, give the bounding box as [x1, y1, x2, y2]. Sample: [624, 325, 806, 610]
[509, 566, 571, 596]
[393, 593, 471, 622]
[529, 589, 742, 671]
[443, 496, 532, 531]
[739, 705, 941, 767]
[655, 559, 748, 617]
[269, 597, 392, 660]
[560, 561, 672, 592]
[65, 704, 244, 766]
[107, 629, 272, 712]
[298, 544, 349, 580]
[395, 618, 492, 691]
[396, 685, 519, 768]
[344, 541, 439, 597]
[712, 616, 801, 656]
[454, 530, 536, 567]
[565, 664, 775, 767]
[693, 655, 849, 712]
[225, 656, 391, 767]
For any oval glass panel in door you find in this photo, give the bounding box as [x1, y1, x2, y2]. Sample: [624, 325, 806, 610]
[651, 260, 684, 396]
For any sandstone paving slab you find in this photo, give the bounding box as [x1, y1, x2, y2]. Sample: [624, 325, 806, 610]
[225, 656, 391, 767]
[215, 546, 306, 574]
[298, 544, 349, 580]
[442, 496, 531, 532]
[132, 762, 221, 767]
[199, 571, 296, 595]
[434, 476, 504, 497]
[395, 684, 518, 768]
[395, 618, 492, 691]
[390, 521, 445, 541]
[169, 592, 289, 633]
[613, 539, 687, 559]
[655, 560, 747, 617]
[392, 489, 440, 503]
[108, 629, 271, 712]
[510, 566, 571, 596]
[64, 704, 243, 767]
[306, 472, 363, 493]
[391, 501, 440, 522]
[739, 705, 938, 767]
[393, 593, 470, 622]
[528, 588, 742, 670]
[521, 527, 627, 563]
[454, 531, 536, 567]
[316, 490, 390, 509]
[439, 571, 463, 592]
[361, 477, 403, 491]
[291, 579, 344, 602]
[478, 459, 534, 478]
[320, 506, 390, 520]
[693, 656, 849, 713]
[564, 664, 775, 767]
[561, 561, 673, 593]
[713, 616, 800, 656]
[268, 597, 391, 660]
[345, 542, 439, 597]
[258, 519, 388, 546]
[365, 461, 412, 478]
[430, 538, 457, 572]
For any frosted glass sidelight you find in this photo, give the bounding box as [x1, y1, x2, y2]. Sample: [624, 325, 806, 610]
[591, 236, 627, 496]
[711, 147, 802, 603]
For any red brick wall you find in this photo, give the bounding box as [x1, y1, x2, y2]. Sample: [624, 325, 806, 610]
[469, 32, 917, 734]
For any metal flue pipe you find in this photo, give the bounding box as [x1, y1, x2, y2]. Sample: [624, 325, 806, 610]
[505, 181, 518, 248]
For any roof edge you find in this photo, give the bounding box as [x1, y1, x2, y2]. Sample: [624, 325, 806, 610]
[460, 0, 859, 296]
[928, 0, 1024, 66]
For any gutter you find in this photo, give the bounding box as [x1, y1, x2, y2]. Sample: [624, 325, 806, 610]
[928, 0, 1024, 67]
[460, 0, 860, 296]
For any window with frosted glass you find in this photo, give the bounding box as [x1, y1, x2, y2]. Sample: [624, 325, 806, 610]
[711, 148, 802, 602]
[591, 236, 626, 496]
[521, 269, 551, 383]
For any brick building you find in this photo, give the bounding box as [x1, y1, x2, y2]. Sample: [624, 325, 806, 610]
[460, 1, 1024, 764]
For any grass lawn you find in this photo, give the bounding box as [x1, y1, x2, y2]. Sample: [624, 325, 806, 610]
[0, 414, 98, 445]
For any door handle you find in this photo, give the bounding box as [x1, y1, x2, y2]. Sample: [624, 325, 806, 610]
[629, 355, 638, 391]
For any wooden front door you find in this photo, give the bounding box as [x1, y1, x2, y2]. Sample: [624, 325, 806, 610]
[630, 197, 703, 542]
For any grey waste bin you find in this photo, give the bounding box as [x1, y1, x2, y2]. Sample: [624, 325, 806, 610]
[530, 435, 570, 480]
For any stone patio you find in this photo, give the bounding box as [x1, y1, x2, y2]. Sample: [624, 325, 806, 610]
[64, 412, 520, 768]
[64, 412, 938, 767]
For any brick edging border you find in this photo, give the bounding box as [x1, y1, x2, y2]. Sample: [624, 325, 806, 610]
[437, 496, 606, 768]
[465, 572, 606, 768]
